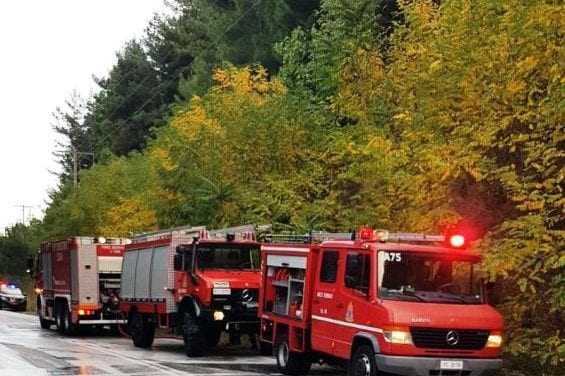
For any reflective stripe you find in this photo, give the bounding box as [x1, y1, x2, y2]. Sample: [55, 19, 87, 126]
[312, 315, 384, 334]
[262, 247, 310, 253]
[79, 319, 126, 324]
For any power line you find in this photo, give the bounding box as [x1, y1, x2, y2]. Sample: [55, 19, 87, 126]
[13, 204, 33, 225]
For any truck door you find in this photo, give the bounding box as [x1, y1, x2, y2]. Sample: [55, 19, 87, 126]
[311, 249, 340, 355]
[332, 250, 372, 358]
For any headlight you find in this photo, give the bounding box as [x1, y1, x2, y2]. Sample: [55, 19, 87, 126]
[213, 310, 225, 321]
[383, 330, 413, 345]
[486, 333, 503, 348]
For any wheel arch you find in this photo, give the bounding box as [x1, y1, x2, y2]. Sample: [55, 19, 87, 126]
[351, 332, 380, 357]
[178, 296, 199, 317]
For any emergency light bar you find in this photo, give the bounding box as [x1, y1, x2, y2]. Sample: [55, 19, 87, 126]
[362, 228, 466, 248]
[265, 228, 466, 248]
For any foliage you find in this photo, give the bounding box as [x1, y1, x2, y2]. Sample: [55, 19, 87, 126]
[381, 0, 564, 370]
[0, 221, 44, 281]
[38, 0, 563, 373]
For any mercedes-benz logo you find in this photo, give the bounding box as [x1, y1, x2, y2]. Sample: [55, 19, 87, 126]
[446, 330, 459, 346]
[241, 289, 254, 302]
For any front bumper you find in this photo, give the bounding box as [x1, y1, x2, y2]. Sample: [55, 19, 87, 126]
[375, 354, 502, 376]
[0, 299, 27, 310]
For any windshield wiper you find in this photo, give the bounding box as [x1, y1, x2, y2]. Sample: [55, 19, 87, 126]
[383, 290, 427, 302]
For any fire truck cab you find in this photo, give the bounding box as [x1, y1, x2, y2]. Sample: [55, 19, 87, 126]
[120, 224, 264, 356]
[259, 229, 504, 376]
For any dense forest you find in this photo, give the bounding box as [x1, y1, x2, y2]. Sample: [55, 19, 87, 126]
[0, 0, 562, 374]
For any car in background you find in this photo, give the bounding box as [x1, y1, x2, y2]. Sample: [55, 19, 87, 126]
[0, 283, 27, 311]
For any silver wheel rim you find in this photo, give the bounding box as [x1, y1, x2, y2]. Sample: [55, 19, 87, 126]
[278, 342, 289, 367]
[355, 354, 371, 376]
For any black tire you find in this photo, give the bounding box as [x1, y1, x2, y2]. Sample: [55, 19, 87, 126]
[37, 300, 51, 329]
[275, 335, 311, 376]
[348, 345, 378, 376]
[182, 311, 206, 357]
[130, 312, 155, 348]
[56, 305, 67, 334]
[66, 310, 79, 336]
[39, 315, 51, 329]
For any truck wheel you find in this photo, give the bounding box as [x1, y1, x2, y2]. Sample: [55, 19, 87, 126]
[182, 311, 206, 357]
[39, 315, 51, 329]
[56, 306, 67, 334]
[348, 345, 378, 376]
[130, 312, 155, 348]
[37, 301, 51, 329]
[276, 335, 311, 375]
[66, 310, 79, 336]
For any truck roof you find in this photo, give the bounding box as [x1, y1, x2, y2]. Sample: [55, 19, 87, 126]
[263, 239, 481, 261]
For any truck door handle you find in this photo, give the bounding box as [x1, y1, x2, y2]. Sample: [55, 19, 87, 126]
[336, 303, 344, 308]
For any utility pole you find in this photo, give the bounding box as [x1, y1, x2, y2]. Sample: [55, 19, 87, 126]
[73, 147, 78, 189]
[13, 204, 33, 224]
[72, 147, 95, 189]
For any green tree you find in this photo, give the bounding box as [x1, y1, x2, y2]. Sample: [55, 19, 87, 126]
[90, 40, 163, 156]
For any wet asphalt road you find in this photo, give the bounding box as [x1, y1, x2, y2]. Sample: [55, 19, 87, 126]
[0, 310, 345, 376]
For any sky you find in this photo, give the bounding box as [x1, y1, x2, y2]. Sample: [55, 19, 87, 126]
[0, 0, 168, 233]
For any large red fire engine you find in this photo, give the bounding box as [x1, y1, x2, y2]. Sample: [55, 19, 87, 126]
[34, 237, 129, 334]
[258, 229, 504, 376]
[120, 224, 265, 356]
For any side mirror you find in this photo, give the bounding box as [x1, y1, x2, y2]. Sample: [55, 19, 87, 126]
[484, 281, 498, 304]
[174, 254, 183, 271]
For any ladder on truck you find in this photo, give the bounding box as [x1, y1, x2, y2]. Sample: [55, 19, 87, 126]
[133, 224, 272, 243]
[264, 229, 447, 244]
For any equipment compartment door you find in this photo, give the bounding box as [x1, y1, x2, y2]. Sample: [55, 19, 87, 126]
[311, 249, 340, 355]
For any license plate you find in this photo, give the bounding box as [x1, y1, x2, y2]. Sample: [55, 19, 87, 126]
[440, 360, 463, 370]
[213, 288, 231, 295]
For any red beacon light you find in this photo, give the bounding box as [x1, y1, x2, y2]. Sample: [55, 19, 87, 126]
[449, 234, 466, 248]
[358, 227, 376, 241]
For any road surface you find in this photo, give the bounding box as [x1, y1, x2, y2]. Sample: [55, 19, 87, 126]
[0, 310, 344, 376]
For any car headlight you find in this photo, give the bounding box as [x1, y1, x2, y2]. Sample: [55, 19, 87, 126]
[383, 330, 413, 345]
[486, 333, 503, 348]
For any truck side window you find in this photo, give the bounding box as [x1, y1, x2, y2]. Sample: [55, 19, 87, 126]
[345, 253, 370, 296]
[320, 251, 339, 283]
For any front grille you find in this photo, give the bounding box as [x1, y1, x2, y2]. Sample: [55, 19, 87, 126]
[411, 327, 489, 350]
[212, 288, 259, 318]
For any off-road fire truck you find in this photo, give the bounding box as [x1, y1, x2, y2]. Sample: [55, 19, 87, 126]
[258, 229, 504, 376]
[120, 224, 265, 356]
[34, 237, 129, 334]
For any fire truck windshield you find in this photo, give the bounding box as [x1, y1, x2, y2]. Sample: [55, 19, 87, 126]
[378, 251, 483, 304]
[196, 245, 260, 270]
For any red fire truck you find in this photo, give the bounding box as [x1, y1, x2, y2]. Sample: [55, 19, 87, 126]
[120, 224, 265, 356]
[34, 237, 129, 334]
[258, 229, 504, 376]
